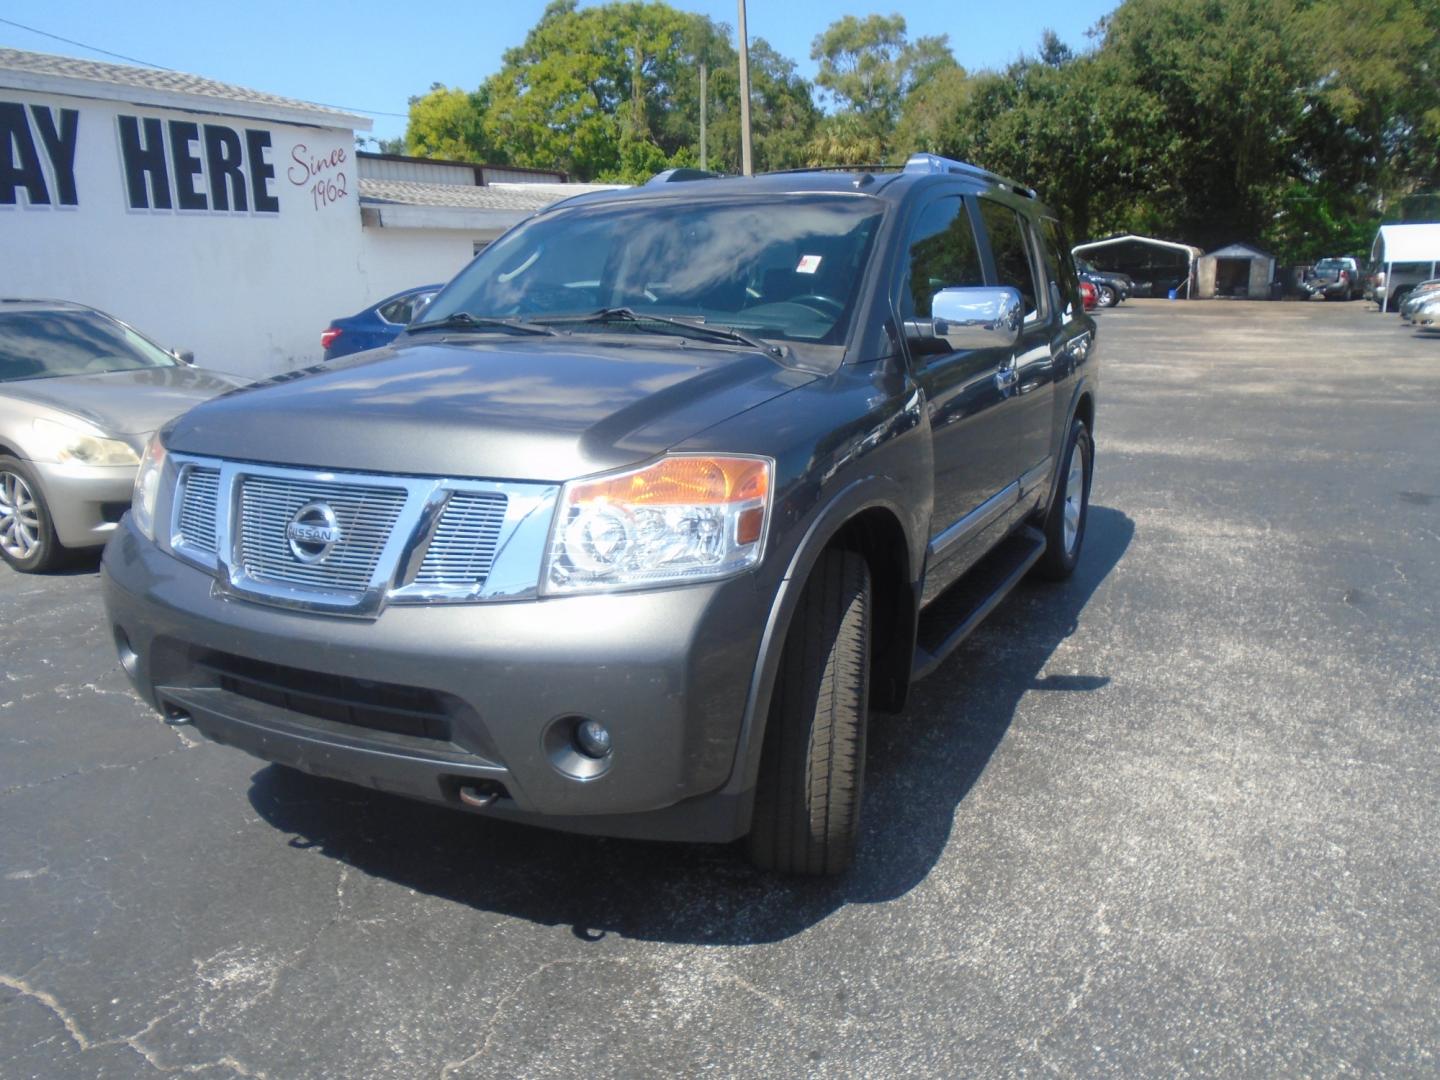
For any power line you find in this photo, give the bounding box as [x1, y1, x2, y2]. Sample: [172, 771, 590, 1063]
[0, 15, 411, 119]
[0, 15, 174, 69]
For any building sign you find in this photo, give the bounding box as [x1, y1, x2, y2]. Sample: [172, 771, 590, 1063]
[1, 100, 348, 216]
[0, 102, 79, 206]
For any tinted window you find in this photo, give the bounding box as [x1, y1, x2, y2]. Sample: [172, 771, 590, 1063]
[378, 299, 408, 323]
[422, 196, 885, 345]
[0, 311, 177, 383]
[900, 196, 984, 319]
[979, 198, 1041, 317]
[1041, 218, 1083, 314]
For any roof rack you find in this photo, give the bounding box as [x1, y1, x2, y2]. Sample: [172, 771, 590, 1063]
[646, 168, 723, 185]
[902, 153, 1037, 199]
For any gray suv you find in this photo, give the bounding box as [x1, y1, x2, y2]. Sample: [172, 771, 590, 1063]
[102, 154, 1099, 875]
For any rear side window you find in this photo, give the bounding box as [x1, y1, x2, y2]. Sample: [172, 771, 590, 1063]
[900, 196, 984, 319]
[1040, 218, 1082, 314]
[978, 198, 1041, 318]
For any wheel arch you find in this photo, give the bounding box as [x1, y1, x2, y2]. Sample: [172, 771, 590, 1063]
[723, 478, 923, 809]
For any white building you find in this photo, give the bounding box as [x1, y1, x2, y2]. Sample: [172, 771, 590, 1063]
[0, 48, 613, 378]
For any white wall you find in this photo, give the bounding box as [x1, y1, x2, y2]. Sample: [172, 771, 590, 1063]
[353, 226, 482, 308]
[1, 88, 366, 378]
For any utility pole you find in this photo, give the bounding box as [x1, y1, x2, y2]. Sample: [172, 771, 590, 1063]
[699, 61, 708, 173]
[737, 0, 753, 176]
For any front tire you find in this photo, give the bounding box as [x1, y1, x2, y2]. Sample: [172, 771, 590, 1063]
[747, 549, 871, 876]
[1035, 419, 1093, 581]
[0, 456, 64, 573]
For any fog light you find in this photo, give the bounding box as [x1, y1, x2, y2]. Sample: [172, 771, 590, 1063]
[573, 718, 612, 759]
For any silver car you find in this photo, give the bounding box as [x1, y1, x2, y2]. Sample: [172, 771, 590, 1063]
[0, 300, 247, 572]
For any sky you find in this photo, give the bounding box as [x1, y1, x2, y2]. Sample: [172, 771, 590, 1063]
[0, 1, 1117, 144]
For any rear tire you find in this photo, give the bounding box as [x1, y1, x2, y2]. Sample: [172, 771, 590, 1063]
[1035, 419, 1093, 581]
[0, 456, 64, 573]
[746, 549, 871, 876]
[1096, 285, 1117, 308]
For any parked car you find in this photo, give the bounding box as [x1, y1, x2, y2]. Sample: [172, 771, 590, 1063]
[321, 284, 441, 361]
[1401, 281, 1440, 327]
[0, 300, 247, 572]
[1399, 279, 1440, 321]
[103, 153, 1099, 875]
[1080, 279, 1098, 310]
[1075, 257, 1131, 307]
[1303, 257, 1363, 300]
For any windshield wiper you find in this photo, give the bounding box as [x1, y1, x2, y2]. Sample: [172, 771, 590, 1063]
[406, 312, 561, 337]
[534, 308, 780, 355]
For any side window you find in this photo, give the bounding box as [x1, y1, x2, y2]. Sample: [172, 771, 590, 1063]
[901, 196, 984, 319]
[378, 299, 406, 323]
[978, 198, 1041, 319]
[1040, 218, 1082, 315]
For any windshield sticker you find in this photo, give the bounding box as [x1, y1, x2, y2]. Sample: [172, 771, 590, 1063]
[796, 254, 822, 274]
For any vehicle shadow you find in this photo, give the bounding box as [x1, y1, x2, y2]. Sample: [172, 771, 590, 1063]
[249, 506, 1134, 945]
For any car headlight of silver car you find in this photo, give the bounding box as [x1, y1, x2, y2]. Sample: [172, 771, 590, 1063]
[31, 417, 140, 467]
[130, 433, 168, 541]
[542, 454, 773, 595]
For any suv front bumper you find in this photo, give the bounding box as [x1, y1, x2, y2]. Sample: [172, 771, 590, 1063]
[101, 520, 767, 842]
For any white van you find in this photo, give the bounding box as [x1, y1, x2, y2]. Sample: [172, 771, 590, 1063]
[1368, 223, 1440, 311]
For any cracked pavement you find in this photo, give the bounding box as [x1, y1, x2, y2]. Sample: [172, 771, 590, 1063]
[2, 300, 1438, 1077]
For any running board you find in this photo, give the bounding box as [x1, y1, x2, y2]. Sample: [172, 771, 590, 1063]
[912, 525, 1047, 681]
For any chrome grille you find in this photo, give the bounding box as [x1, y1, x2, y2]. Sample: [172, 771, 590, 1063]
[414, 492, 508, 587]
[176, 466, 220, 555]
[237, 476, 407, 592]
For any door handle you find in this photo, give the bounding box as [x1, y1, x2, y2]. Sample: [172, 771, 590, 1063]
[994, 367, 1018, 393]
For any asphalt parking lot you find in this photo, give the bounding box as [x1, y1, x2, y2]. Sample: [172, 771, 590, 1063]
[3, 299, 1437, 1078]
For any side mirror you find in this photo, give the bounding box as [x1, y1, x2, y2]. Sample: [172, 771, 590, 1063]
[904, 287, 1022, 354]
[172, 349, 195, 365]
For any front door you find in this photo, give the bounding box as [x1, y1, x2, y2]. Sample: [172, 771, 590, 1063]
[900, 194, 1027, 599]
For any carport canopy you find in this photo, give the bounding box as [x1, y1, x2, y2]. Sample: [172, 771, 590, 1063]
[1373, 223, 1440, 263]
[1073, 234, 1203, 297]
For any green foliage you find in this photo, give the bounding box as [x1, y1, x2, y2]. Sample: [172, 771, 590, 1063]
[394, 0, 1440, 261]
[403, 83, 497, 162]
[810, 13, 957, 153]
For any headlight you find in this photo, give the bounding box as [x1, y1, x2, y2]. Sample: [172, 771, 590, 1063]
[131, 434, 167, 541]
[542, 454, 773, 594]
[32, 418, 140, 466]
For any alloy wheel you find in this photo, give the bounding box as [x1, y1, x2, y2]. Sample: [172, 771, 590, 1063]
[0, 470, 42, 561]
[1062, 451, 1086, 555]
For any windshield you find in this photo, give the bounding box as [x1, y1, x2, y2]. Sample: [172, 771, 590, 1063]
[419, 195, 885, 346]
[1315, 259, 1347, 270]
[0, 310, 178, 383]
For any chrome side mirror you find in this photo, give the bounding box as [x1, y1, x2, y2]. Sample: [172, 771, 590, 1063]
[904, 287, 1022, 353]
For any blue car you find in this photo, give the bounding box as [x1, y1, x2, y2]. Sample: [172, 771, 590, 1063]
[321, 284, 441, 361]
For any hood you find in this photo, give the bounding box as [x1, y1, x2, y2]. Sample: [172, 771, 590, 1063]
[166, 337, 817, 482]
[3, 366, 249, 440]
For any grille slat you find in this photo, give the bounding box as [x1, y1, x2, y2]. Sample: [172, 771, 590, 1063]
[414, 493, 509, 588]
[175, 467, 220, 555]
[238, 476, 407, 592]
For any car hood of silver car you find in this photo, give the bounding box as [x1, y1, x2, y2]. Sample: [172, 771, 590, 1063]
[3, 366, 250, 445]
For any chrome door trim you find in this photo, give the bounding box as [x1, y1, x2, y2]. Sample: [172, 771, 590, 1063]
[1018, 456, 1053, 498]
[928, 481, 1019, 563]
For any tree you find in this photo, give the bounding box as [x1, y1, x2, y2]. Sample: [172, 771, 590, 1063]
[480, 1, 718, 181]
[811, 14, 957, 150]
[403, 84, 497, 162]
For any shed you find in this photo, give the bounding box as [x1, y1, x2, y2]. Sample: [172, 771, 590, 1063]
[1072, 234, 1202, 298]
[1197, 243, 1276, 299]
